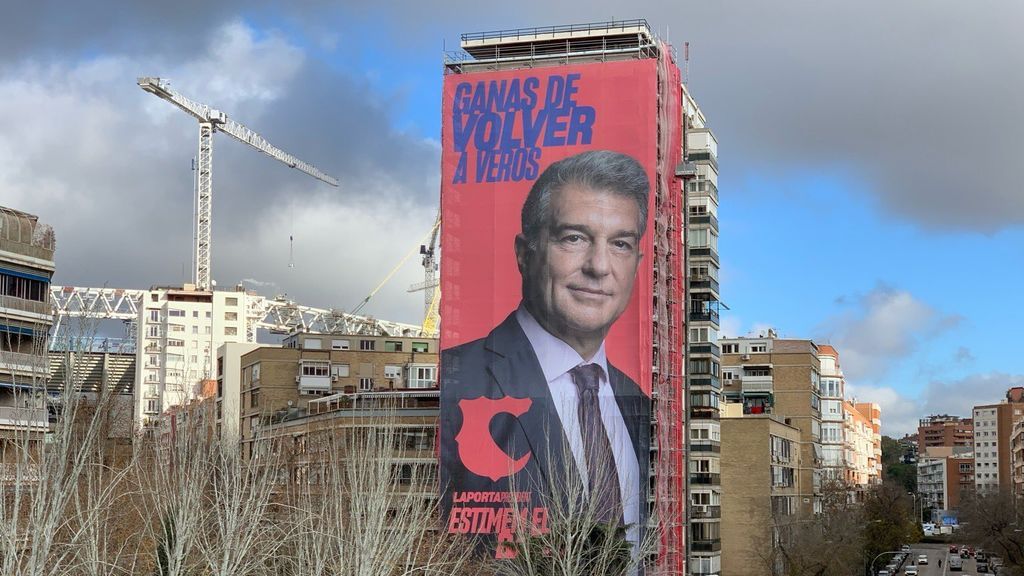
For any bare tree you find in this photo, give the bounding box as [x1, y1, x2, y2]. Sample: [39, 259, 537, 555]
[959, 488, 1024, 569]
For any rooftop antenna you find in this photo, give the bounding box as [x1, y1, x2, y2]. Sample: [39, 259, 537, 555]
[684, 41, 690, 85]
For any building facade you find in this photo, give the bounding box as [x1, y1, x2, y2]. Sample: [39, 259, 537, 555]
[720, 410, 802, 576]
[972, 396, 1024, 493]
[721, 335, 823, 514]
[917, 415, 974, 453]
[817, 345, 845, 485]
[916, 446, 974, 524]
[682, 82, 722, 576]
[234, 332, 438, 459]
[134, 284, 253, 427]
[843, 401, 877, 488]
[0, 207, 55, 434]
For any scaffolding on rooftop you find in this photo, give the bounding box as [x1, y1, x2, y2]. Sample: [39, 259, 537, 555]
[445, 19, 666, 73]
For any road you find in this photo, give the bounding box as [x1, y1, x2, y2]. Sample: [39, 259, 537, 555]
[894, 543, 982, 575]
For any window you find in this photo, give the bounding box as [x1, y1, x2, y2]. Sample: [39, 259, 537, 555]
[412, 341, 429, 353]
[750, 343, 767, 353]
[149, 309, 160, 322]
[360, 340, 376, 351]
[192, 326, 198, 334]
[721, 343, 739, 354]
[224, 311, 238, 321]
[304, 338, 322, 350]
[250, 389, 260, 408]
[252, 364, 261, 381]
[408, 365, 437, 388]
[190, 355, 198, 364]
[385, 341, 403, 352]
[302, 362, 330, 377]
[721, 369, 737, 381]
[167, 339, 184, 347]
[168, 309, 185, 317]
[225, 327, 237, 336]
[359, 377, 374, 391]
[384, 365, 402, 379]
[225, 297, 238, 306]
[144, 399, 160, 414]
[331, 364, 349, 377]
[192, 310, 199, 318]
[332, 339, 350, 350]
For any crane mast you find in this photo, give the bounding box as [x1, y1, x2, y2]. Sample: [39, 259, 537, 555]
[138, 77, 338, 291]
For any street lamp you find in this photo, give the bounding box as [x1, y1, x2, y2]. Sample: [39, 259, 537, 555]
[864, 550, 903, 576]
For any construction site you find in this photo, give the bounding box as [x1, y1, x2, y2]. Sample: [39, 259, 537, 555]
[0, 18, 722, 576]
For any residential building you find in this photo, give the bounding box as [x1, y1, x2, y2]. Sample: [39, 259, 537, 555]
[972, 392, 1024, 493]
[721, 335, 823, 514]
[256, 388, 440, 497]
[720, 407, 802, 576]
[215, 342, 261, 446]
[134, 284, 253, 428]
[843, 401, 877, 489]
[1010, 417, 1024, 497]
[917, 446, 974, 525]
[917, 414, 973, 453]
[899, 433, 919, 464]
[817, 345, 845, 484]
[682, 80, 722, 576]
[0, 206, 55, 435]
[47, 348, 136, 441]
[856, 401, 883, 483]
[236, 332, 438, 459]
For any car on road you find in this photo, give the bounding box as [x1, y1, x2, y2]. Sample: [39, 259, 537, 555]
[962, 548, 972, 558]
[904, 566, 919, 575]
[877, 570, 891, 576]
[901, 545, 912, 553]
[952, 544, 961, 553]
[918, 554, 929, 565]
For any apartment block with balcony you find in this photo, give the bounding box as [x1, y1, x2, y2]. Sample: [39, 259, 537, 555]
[720, 411, 801, 576]
[0, 207, 55, 436]
[917, 414, 973, 453]
[972, 394, 1024, 493]
[682, 82, 723, 576]
[721, 334, 823, 514]
[916, 445, 974, 524]
[817, 345, 845, 485]
[234, 333, 438, 458]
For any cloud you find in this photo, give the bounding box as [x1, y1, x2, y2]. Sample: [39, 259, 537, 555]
[0, 20, 439, 325]
[815, 284, 959, 382]
[954, 346, 975, 363]
[922, 372, 1024, 418]
[845, 382, 919, 438]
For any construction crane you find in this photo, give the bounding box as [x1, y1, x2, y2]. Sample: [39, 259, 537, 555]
[137, 77, 339, 291]
[408, 209, 440, 335]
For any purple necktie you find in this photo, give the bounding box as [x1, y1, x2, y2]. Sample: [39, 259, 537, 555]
[570, 363, 623, 524]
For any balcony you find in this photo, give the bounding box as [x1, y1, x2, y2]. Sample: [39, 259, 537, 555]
[0, 296, 52, 320]
[0, 351, 49, 378]
[689, 273, 720, 294]
[688, 213, 719, 233]
[689, 309, 720, 324]
[690, 505, 721, 519]
[688, 342, 721, 357]
[688, 246, 720, 265]
[689, 440, 721, 454]
[689, 406, 720, 421]
[689, 538, 722, 552]
[688, 375, 721, 390]
[298, 375, 331, 393]
[690, 473, 721, 485]
[741, 375, 773, 394]
[0, 406, 49, 430]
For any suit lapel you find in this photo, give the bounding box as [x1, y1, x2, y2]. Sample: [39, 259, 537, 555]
[484, 313, 569, 490]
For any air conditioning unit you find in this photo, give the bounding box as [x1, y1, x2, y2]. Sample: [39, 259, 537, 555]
[692, 505, 707, 516]
[331, 376, 339, 382]
[294, 376, 301, 383]
[741, 354, 751, 360]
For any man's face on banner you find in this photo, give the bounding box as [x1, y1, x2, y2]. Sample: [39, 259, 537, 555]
[517, 183, 642, 346]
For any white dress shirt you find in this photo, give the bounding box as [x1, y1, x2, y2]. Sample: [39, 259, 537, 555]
[516, 305, 641, 547]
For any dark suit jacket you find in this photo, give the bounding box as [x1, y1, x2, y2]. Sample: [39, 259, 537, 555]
[440, 311, 651, 543]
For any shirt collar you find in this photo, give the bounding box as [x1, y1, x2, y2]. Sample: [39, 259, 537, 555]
[516, 303, 608, 384]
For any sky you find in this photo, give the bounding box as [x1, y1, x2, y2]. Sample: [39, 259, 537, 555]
[1, 1, 1021, 436]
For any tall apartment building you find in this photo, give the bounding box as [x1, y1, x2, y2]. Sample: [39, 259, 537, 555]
[817, 345, 845, 484]
[0, 207, 55, 434]
[917, 414, 973, 453]
[232, 332, 438, 458]
[972, 393, 1024, 493]
[682, 82, 722, 576]
[856, 401, 883, 483]
[721, 335, 823, 514]
[1010, 418, 1024, 497]
[916, 446, 974, 524]
[134, 284, 254, 427]
[720, 409, 802, 576]
[843, 401, 878, 489]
